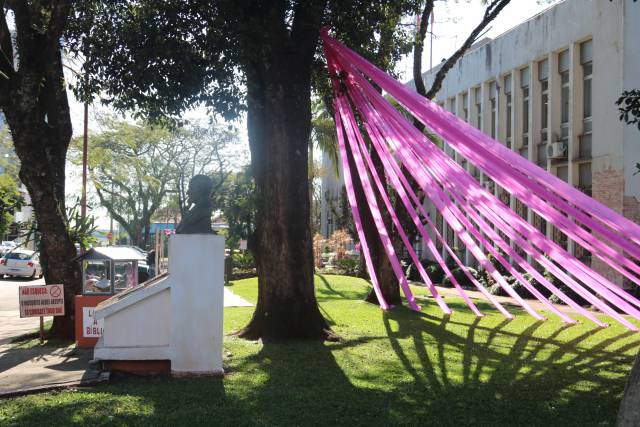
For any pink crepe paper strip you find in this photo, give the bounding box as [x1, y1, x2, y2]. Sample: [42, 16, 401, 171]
[321, 29, 640, 330]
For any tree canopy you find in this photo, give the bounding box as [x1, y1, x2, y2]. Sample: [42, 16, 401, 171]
[66, 1, 419, 122]
[72, 118, 240, 248]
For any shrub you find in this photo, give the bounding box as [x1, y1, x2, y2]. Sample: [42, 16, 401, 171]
[336, 257, 360, 276]
[487, 252, 510, 276]
[232, 251, 255, 269]
[406, 259, 445, 284]
[442, 267, 480, 290]
[549, 283, 590, 307]
[488, 275, 519, 296]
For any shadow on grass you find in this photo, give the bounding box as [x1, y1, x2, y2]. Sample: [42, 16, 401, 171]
[382, 306, 640, 425]
[4, 342, 395, 426]
[5, 281, 639, 425]
[315, 274, 370, 302]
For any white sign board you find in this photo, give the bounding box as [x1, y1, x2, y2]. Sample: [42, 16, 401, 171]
[19, 284, 65, 318]
[82, 307, 104, 337]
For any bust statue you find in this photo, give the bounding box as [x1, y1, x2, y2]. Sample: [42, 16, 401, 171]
[176, 175, 215, 234]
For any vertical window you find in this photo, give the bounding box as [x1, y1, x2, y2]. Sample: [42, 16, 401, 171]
[579, 162, 592, 196]
[559, 50, 570, 141]
[474, 87, 482, 129]
[450, 97, 456, 115]
[446, 222, 455, 250]
[505, 74, 512, 149]
[576, 42, 592, 265]
[581, 40, 593, 160]
[556, 165, 568, 182]
[490, 82, 497, 138]
[539, 59, 549, 144]
[521, 67, 530, 156]
[462, 93, 469, 121]
[435, 212, 443, 252]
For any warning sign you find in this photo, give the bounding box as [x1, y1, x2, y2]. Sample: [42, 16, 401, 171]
[19, 285, 65, 318]
[82, 307, 104, 337]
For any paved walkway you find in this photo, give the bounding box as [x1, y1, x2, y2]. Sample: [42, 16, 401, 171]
[0, 345, 102, 397]
[224, 287, 252, 307]
[0, 277, 51, 345]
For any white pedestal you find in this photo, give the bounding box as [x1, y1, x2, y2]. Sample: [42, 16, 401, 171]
[93, 234, 225, 376]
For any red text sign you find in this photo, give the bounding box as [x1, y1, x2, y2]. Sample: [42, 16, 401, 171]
[19, 285, 65, 318]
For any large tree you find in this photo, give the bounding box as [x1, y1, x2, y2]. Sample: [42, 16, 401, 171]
[0, 1, 80, 339]
[67, 0, 418, 341]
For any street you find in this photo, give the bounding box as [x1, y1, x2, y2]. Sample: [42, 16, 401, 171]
[0, 276, 49, 345]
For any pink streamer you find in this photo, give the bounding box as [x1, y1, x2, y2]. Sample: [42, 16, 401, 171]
[324, 42, 640, 324]
[323, 33, 640, 287]
[334, 50, 637, 329]
[330, 87, 389, 310]
[336, 90, 420, 311]
[321, 29, 640, 330]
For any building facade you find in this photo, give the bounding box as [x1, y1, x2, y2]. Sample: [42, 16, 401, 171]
[320, 0, 640, 285]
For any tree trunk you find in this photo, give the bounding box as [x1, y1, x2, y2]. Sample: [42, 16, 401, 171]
[618, 350, 640, 426]
[15, 131, 81, 339]
[353, 138, 402, 306]
[2, 32, 81, 339]
[236, 2, 333, 342]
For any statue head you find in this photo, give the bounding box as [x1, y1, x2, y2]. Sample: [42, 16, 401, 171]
[187, 174, 213, 206]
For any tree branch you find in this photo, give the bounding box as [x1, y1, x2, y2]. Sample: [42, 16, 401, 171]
[425, 0, 512, 99]
[0, 5, 14, 75]
[412, 0, 434, 99]
[95, 185, 137, 240]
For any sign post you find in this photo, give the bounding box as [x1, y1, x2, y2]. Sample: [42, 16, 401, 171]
[19, 284, 65, 342]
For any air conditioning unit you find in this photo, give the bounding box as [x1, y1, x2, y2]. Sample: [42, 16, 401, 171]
[547, 141, 568, 159]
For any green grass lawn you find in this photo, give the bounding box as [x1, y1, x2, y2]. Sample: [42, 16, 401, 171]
[1, 274, 639, 426]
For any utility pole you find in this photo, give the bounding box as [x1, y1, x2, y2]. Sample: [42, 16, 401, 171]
[429, 6, 434, 70]
[81, 101, 88, 220]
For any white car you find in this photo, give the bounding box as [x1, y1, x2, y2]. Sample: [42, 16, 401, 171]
[0, 250, 43, 279]
[0, 241, 17, 254]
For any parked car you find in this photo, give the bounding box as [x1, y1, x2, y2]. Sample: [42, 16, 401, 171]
[0, 241, 17, 255]
[105, 246, 153, 283]
[0, 249, 43, 279]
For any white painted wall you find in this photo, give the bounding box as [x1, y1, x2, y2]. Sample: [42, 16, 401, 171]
[94, 234, 225, 375]
[102, 290, 170, 348]
[623, 0, 640, 197]
[419, 0, 627, 172]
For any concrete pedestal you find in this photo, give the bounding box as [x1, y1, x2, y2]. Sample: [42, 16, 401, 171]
[93, 234, 225, 376]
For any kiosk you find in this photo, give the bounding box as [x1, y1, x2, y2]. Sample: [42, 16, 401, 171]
[75, 247, 147, 348]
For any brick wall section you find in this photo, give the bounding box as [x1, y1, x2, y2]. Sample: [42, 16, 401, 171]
[591, 168, 625, 287]
[623, 195, 640, 289]
[624, 195, 640, 225]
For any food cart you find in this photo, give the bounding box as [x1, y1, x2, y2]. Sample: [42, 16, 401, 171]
[75, 247, 146, 347]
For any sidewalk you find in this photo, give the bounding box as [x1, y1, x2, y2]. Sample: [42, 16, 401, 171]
[0, 345, 104, 397]
[224, 287, 252, 307]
